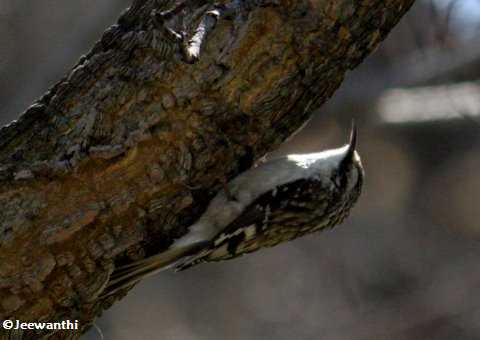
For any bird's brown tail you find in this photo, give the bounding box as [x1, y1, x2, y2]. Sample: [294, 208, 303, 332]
[100, 241, 209, 298]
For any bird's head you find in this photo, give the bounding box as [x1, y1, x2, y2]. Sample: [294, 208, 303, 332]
[287, 123, 364, 200]
[331, 123, 364, 200]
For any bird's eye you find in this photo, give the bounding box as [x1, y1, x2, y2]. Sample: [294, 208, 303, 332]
[332, 175, 342, 189]
[346, 168, 359, 191]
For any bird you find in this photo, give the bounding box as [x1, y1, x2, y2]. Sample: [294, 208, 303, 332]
[101, 124, 364, 298]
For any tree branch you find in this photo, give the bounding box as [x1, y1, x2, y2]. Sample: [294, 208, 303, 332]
[0, 0, 415, 338]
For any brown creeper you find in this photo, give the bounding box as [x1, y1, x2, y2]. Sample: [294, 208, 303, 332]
[103, 125, 363, 297]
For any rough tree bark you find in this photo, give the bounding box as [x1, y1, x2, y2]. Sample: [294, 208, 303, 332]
[0, 0, 414, 338]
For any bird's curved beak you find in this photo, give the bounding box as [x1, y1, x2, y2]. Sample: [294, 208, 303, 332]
[345, 120, 357, 161]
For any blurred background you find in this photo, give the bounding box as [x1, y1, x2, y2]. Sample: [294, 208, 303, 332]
[1, 0, 480, 339]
